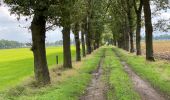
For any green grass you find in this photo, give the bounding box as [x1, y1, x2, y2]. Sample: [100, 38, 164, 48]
[103, 47, 140, 100]
[1, 47, 105, 100]
[113, 47, 170, 98]
[0, 46, 76, 91]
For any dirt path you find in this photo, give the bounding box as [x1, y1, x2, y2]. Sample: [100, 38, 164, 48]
[79, 54, 107, 100]
[121, 61, 165, 100]
[112, 48, 166, 100]
[80, 48, 166, 100]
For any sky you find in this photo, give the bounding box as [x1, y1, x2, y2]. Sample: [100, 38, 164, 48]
[0, 2, 170, 43]
[0, 5, 71, 43]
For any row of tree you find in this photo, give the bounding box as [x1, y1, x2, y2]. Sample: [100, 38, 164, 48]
[108, 0, 169, 61]
[3, 0, 107, 85]
[2, 0, 169, 85]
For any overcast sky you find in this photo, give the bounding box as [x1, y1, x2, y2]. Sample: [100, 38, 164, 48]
[0, 5, 71, 43]
[0, 3, 170, 43]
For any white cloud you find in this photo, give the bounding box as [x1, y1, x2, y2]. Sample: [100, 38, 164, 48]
[0, 5, 65, 43]
[0, 6, 17, 21]
[0, 26, 8, 32]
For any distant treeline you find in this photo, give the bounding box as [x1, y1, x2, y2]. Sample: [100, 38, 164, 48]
[0, 39, 75, 49]
[141, 34, 170, 40]
[0, 39, 25, 49]
[154, 34, 170, 40]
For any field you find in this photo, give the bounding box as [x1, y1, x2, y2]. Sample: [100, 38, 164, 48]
[0, 46, 76, 91]
[0, 46, 103, 100]
[0, 47, 170, 100]
[141, 41, 170, 60]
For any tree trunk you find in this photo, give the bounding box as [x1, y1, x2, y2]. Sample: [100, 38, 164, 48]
[86, 31, 92, 54]
[124, 19, 130, 51]
[31, 14, 50, 85]
[143, 0, 154, 61]
[113, 40, 117, 46]
[93, 33, 97, 50]
[136, 13, 142, 55]
[117, 40, 121, 48]
[86, 17, 92, 54]
[128, 15, 135, 53]
[127, 0, 135, 53]
[124, 29, 130, 51]
[93, 42, 97, 50]
[94, 32, 100, 49]
[118, 35, 124, 49]
[96, 40, 100, 48]
[62, 26, 72, 68]
[81, 30, 86, 57]
[134, 0, 143, 55]
[74, 23, 81, 61]
[129, 31, 134, 53]
[91, 32, 95, 51]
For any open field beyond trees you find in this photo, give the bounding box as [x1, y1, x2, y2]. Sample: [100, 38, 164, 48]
[0, 46, 76, 90]
[1, 47, 170, 100]
[141, 41, 170, 60]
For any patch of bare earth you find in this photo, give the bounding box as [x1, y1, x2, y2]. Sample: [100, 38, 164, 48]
[141, 41, 170, 61]
[80, 55, 107, 100]
[121, 61, 165, 100]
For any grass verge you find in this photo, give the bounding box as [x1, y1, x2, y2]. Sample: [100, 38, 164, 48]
[0, 47, 105, 100]
[113, 47, 170, 99]
[103, 47, 140, 100]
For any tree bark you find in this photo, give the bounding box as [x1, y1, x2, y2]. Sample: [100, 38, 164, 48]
[96, 40, 100, 48]
[136, 13, 142, 55]
[94, 32, 100, 49]
[31, 13, 50, 85]
[74, 23, 81, 61]
[62, 26, 72, 68]
[86, 31, 92, 54]
[86, 17, 92, 54]
[127, 0, 135, 53]
[123, 18, 130, 51]
[81, 30, 86, 57]
[117, 39, 122, 48]
[129, 30, 134, 53]
[113, 40, 117, 46]
[125, 32, 130, 51]
[118, 35, 124, 49]
[143, 0, 155, 61]
[123, 22, 130, 51]
[93, 42, 97, 50]
[134, 0, 143, 55]
[128, 16, 135, 53]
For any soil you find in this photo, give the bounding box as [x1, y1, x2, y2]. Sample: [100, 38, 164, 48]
[80, 49, 166, 100]
[121, 61, 165, 100]
[79, 54, 107, 100]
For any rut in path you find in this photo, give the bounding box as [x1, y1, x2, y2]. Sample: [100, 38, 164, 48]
[80, 53, 107, 100]
[113, 49, 165, 100]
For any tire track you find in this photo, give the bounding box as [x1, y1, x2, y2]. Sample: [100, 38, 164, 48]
[113, 48, 165, 100]
[79, 49, 107, 100]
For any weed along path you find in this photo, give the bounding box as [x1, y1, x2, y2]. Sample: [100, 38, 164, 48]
[80, 50, 107, 100]
[113, 49, 165, 100]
